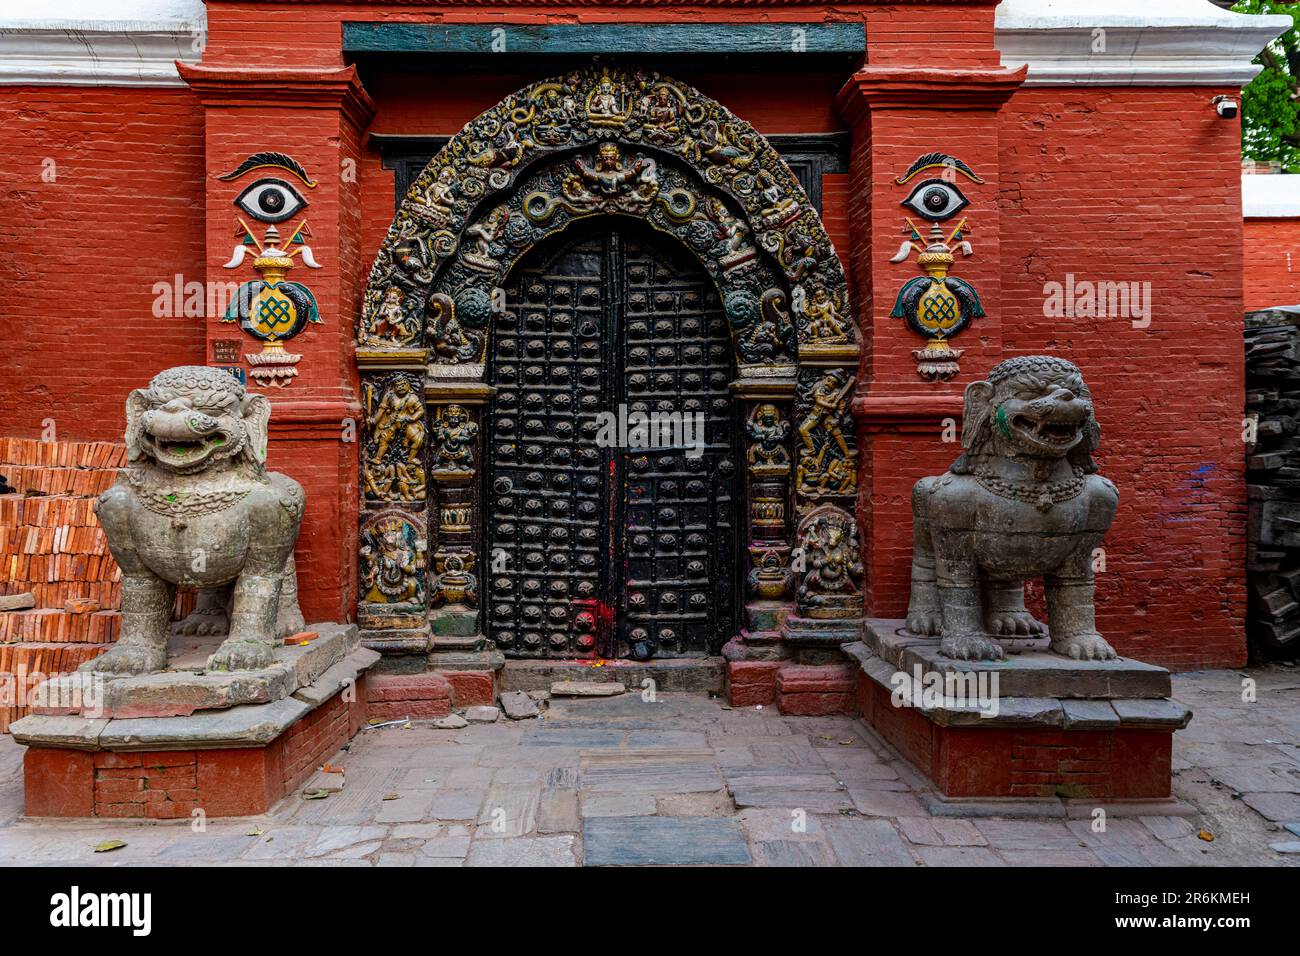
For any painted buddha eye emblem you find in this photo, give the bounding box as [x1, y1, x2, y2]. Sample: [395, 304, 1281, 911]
[901, 178, 968, 222]
[234, 178, 309, 223]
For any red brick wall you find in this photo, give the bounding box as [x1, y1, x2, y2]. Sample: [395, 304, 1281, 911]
[996, 87, 1247, 669]
[0, 87, 205, 440]
[1244, 217, 1300, 310]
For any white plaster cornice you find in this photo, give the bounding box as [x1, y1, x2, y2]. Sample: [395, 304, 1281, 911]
[0, 0, 205, 86]
[996, 0, 1293, 87]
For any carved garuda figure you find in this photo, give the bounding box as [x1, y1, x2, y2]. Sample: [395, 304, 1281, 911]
[82, 367, 305, 675]
[905, 356, 1119, 661]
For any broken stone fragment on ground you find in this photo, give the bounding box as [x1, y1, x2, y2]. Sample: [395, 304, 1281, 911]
[464, 706, 500, 723]
[499, 691, 540, 720]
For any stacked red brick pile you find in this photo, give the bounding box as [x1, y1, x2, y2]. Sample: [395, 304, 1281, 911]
[0, 437, 123, 730]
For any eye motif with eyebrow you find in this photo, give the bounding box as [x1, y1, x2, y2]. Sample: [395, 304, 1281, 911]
[901, 178, 969, 222]
[234, 177, 309, 223]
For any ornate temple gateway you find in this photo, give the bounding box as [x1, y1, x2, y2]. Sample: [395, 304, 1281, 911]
[1, 0, 1290, 812]
[356, 65, 861, 664]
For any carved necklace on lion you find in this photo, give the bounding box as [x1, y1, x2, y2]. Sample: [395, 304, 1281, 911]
[126, 468, 257, 519]
[972, 461, 1086, 512]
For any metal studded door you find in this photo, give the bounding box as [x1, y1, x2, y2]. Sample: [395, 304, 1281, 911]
[486, 223, 738, 659]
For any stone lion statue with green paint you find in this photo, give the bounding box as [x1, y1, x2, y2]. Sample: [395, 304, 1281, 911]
[82, 366, 305, 676]
[905, 355, 1120, 662]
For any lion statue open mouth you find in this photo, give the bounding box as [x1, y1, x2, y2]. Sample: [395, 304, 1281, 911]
[82, 366, 305, 676]
[905, 355, 1120, 662]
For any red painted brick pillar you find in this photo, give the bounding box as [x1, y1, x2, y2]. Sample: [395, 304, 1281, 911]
[178, 64, 374, 625]
[836, 64, 1025, 617]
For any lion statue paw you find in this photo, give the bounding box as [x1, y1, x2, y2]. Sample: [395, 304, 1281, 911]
[1050, 633, 1118, 661]
[938, 633, 1005, 662]
[986, 610, 1044, 637]
[80, 643, 168, 676]
[208, 637, 278, 672]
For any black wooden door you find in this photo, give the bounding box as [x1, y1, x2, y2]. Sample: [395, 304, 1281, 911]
[486, 222, 738, 659]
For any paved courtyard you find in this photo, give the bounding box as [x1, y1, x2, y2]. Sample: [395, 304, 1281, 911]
[0, 667, 1297, 867]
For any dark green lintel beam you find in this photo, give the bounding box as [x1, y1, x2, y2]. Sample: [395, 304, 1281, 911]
[342, 22, 865, 72]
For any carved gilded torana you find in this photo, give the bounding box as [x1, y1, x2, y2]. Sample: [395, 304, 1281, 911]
[356, 64, 862, 657]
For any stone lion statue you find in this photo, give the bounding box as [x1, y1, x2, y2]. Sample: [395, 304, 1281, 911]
[82, 366, 305, 675]
[905, 355, 1119, 661]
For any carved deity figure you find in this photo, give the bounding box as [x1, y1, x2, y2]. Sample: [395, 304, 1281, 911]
[795, 506, 863, 618]
[905, 356, 1120, 661]
[361, 517, 424, 605]
[463, 206, 510, 270]
[372, 378, 426, 465]
[83, 367, 305, 675]
[587, 72, 629, 125]
[804, 288, 850, 343]
[796, 370, 857, 495]
[746, 404, 790, 472]
[431, 404, 479, 472]
[642, 85, 682, 143]
[369, 287, 419, 345]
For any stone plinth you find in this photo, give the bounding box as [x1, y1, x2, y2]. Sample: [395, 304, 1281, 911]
[845, 621, 1192, 801]
[30, 623, 364, 719]
[12, 628, 380, 819]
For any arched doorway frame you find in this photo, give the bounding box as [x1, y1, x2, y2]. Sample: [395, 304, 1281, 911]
[356, 64, 863, 660]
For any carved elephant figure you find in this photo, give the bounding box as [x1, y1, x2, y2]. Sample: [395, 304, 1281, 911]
[905, 355, 1120, 662]
[81, 366, 305, 676]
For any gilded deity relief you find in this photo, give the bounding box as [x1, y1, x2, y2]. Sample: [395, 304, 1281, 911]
[364, 373, 427, 502]
[746, 403, 790, 475]
[795, 369, 857, 498]
[360, 511, 427, 606]
[430, 403, 480, 475]
[794, 505, 863, 619]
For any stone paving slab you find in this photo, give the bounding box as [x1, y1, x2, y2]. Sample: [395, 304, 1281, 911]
[584, 816, 751, 866]
[1, 673, 1298, 868]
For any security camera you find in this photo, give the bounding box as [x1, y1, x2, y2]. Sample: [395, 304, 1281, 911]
[1212, 95, 1238, 120]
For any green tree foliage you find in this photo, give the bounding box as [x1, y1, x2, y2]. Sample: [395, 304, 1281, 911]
[1236, 0, 1300, 169]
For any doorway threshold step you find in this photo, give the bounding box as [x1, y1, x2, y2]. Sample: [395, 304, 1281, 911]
[499, 657, 725, 695]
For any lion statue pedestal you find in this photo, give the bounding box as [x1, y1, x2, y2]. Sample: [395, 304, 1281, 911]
[838, 356, 1192, 803]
